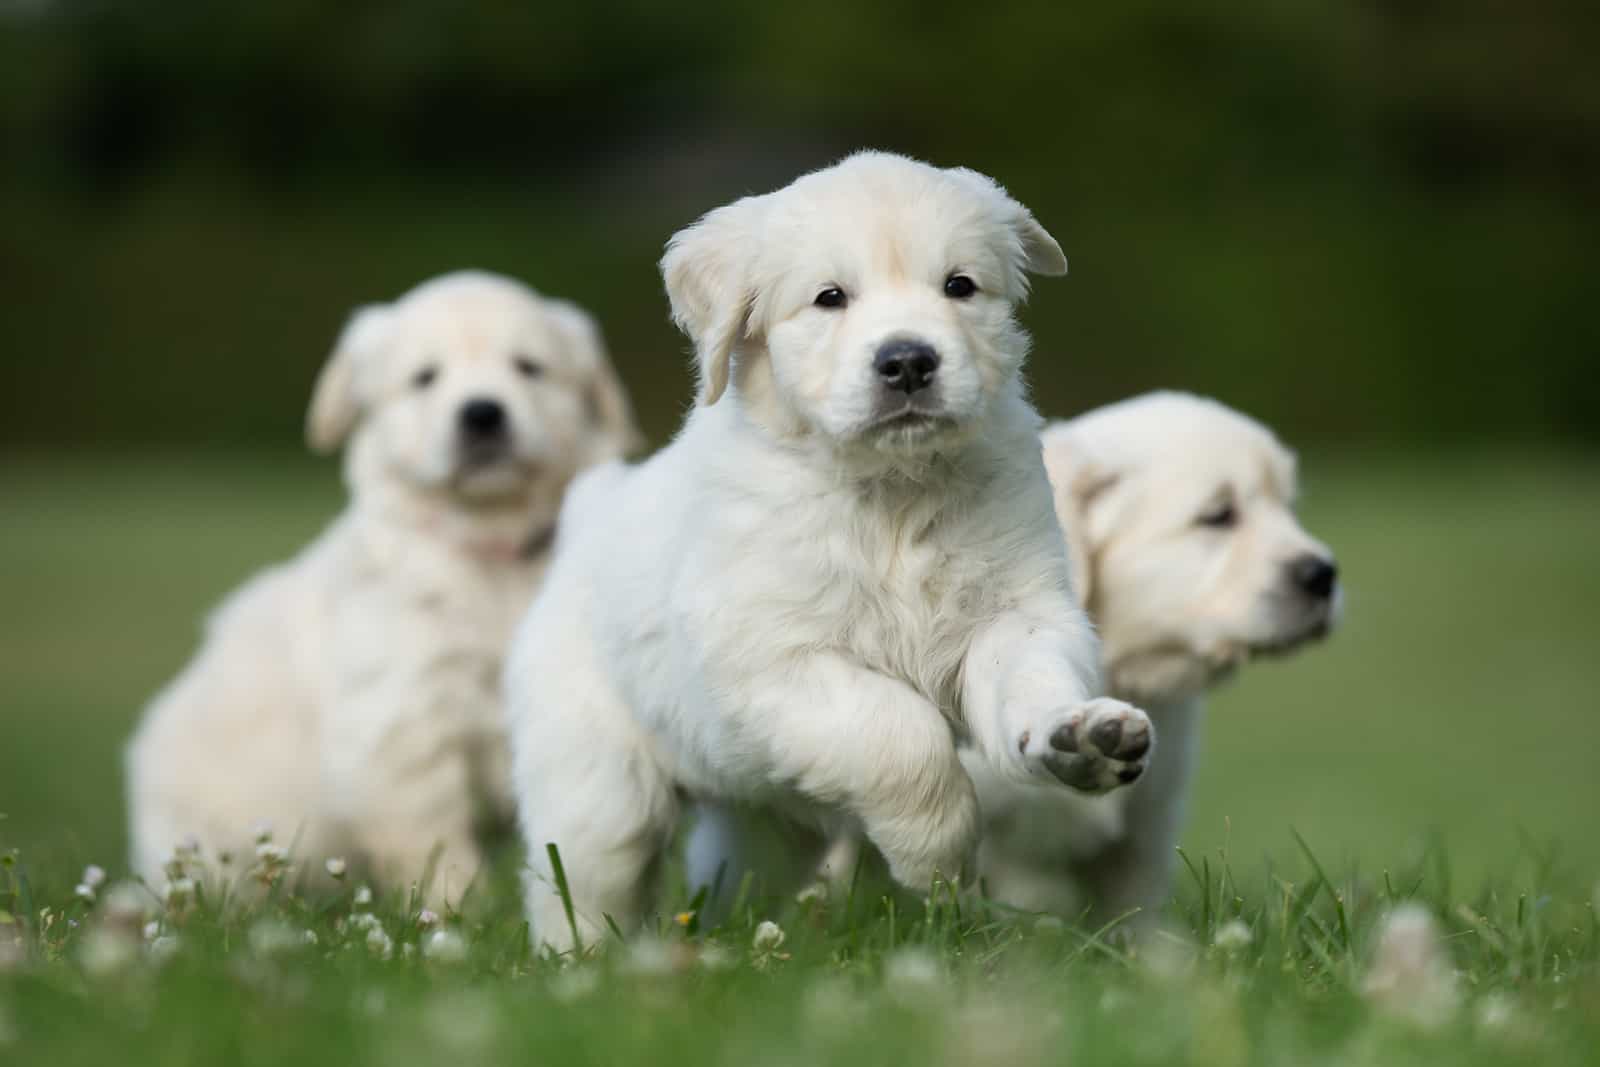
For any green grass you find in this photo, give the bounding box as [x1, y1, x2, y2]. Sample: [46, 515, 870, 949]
[2, 451, 1599, 1063]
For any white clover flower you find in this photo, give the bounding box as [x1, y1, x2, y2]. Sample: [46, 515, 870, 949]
[79, 926, 140, 977]
[303, 929, 320, 947]
[74, 883, 96, 904]
[365, 924, 394, 960]
[352, 885, 374, 908]
[349, 912, 383, 933]
[423, 928, 468, 964]
[81, 865, 107, 890]
[416, 908, 440, 928]
[1363, 904, 1459, 1029]
[162, 877, 196, 907]
[882, 946, 944, 1000]
[548, 965, 601, 1004]
[622, 935, 683, 976]
[752, 920, 786, 953]
[324, 857, 347, 880]
[697, 942, 735, 971]
[255, 841, 288, 864]
[1213, 918, 1254, 952]
[100, 883, 150, 928]
[249, 919, 307, 957]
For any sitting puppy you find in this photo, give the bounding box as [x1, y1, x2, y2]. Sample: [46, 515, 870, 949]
[126, 270, 640, 902]
[971, 391, 1339, 921]
[505, 152, 1153, 952]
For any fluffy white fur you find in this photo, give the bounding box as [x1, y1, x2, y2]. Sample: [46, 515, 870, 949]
[125, 270, 640, 902]
[970, 391, 1339, 921]
[506, 152, 1153, 951]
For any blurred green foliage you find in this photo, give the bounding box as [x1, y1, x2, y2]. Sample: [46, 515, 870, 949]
[2, 1, 1597, 449]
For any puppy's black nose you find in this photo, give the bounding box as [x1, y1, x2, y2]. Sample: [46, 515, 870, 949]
[1291, 555, 1338, 599]
[459, 398, 507, 438]
[873, 340, 940, 394]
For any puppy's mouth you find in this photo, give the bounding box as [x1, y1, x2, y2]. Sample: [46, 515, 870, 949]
[864, 405, 958, 439]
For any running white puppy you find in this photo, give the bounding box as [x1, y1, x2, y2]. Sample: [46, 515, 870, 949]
[126, 270, 640, 902]
[973, 391, 1339, 921]
[505, 151, 1152, 951]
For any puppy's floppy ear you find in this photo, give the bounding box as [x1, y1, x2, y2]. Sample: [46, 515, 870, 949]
[306, 305, 394, 454]
[1040, 423, 1115, 610]
[545, 298, 645, 459]
[660, 196, 762, 406]
[948, 166, 1068, 279]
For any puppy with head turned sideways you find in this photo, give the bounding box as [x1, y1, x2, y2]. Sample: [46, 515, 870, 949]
[125, 270, 640, 902]
[505, 152, 1155, 952]
[972, 391, 1340, 923]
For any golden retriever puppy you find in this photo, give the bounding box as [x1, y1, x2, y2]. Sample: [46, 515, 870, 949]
[125, 270, 640, 902]
[505, 152, 1153, 951]
[970, 391, 1339, 922]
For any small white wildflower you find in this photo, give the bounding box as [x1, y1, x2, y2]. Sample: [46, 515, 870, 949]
[423, 928, 468, 964]
[697, 942, 735, 971]
[142, 921, 161, 943]
[795, 884, 827, 907]
[162, 877, 195, 907]
[365, 924, 394, 960]
[622, 935, 684, 976]
[1363, 904, 1459, 1029]
[752, 920, 786, 953]
[255, 841, 288, 864]
[548, 965, 600, 1003]
[324, 857, 347, 880]
[401, 942, 417, 961]
[74, 883, 96, 904]
[79, 926, 140, 976]
[101, 882, 150, 927]
[1213, 918, 1254, 952]
[252, 822, 274, 845]
[352, 885, 374, 908]
[1139, 927, 1198, 982]
[1476, 993, 1517, 1032]
[882, 946, 944, 1001]
[416, 908, 440, 928]
[249, 918, 306, 957]
[81, 865, 107, 889]
[302, 929, 320, 947]
[349, 912, 383, 933]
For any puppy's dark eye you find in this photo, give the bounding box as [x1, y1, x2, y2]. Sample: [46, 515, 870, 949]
[411, 365, 439, 390]
[1197, 502, 1238, 528]
[943, 274, 978, 299]
[513, 355, 543, 379]
[814, 287, 848, 309]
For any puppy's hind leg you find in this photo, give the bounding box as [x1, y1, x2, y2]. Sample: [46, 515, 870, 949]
[511, 655, 677, 954]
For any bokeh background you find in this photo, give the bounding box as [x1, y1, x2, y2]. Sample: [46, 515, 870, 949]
[3, 3, 1597, 893]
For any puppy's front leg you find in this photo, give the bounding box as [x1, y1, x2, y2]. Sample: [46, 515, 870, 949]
[964, 610, 1154, 793]
[751, 653, 978, 891]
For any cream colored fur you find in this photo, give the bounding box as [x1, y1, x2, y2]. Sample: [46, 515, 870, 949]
[125, 270, 639, 903]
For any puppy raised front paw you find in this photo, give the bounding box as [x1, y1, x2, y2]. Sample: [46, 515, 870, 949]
[1020, 698, 1153, 793]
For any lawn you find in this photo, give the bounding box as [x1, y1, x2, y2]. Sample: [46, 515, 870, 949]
[2, 450, 1598, 1064]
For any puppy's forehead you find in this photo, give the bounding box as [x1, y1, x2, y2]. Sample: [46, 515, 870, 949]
[771, 159, 1015, 277]
[396, 287, 564, 363]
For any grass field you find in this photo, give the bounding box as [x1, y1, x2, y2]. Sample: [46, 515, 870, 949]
[2, 451, 1599, 1064]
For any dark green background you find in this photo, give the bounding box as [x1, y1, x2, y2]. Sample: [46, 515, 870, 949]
[3, 1, 1596, 452]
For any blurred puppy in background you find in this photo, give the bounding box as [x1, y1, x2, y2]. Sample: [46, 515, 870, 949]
[971, 391, 1340, 922]
[126, 270, 640, 903]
